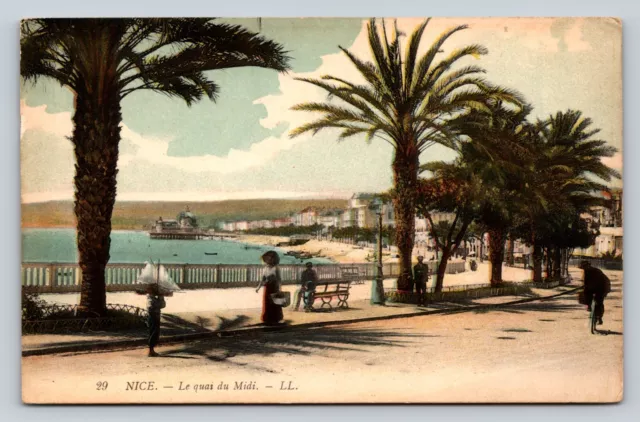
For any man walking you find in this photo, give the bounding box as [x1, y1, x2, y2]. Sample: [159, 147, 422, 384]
[414, 256, 429, 306]
[147, 289, 167, 357]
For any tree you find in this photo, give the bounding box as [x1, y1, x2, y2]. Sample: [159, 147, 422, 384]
[290, 18, 520, 291]
[448, 99, 534, 285]
[416, 158, 481, 291]
[517, 110, 620, 282]
[21, 18, 290, 315]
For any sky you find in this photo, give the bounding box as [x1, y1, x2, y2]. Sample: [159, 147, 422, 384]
[20, 17, 623, 204]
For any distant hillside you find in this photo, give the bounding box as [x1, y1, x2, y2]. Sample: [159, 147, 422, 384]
[21, 199, 348, 230]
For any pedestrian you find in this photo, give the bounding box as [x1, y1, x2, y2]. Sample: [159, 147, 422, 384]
[256, 250, 284, 325]
[414, 256, 428, 306]
[146, 286, 168, 357]
[301, 262, 318, 311]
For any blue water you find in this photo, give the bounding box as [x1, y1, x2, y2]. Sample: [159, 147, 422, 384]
[22, 228, 332, 265]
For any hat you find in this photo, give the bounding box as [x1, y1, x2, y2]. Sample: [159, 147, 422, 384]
[261, 250, 280, 266]
[305, 262, 313, 267]
[579, 260, 590, 269]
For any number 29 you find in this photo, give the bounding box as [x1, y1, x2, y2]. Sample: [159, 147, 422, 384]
[96, 381, 108, 391]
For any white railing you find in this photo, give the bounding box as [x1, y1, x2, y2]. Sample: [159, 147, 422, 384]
[21, 260, 467, 293]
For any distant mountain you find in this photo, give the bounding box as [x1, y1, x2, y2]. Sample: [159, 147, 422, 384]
[21, 199, 348, 230]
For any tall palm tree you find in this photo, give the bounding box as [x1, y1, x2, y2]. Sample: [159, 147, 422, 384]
[290, 18, 521, 290]
[21, 18, 290, 315]
[525, 110, 620, 281]
[449, 99, 535, 285]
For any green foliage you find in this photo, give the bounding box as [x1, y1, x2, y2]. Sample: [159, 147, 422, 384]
[22, 291, 47, 321]
[21, 19, 291, 104]
[290, 18, 521, 289]
[600, 251, 623, 261]
[512, 110, 620, 255]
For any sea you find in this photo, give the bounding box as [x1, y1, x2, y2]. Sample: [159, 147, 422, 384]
[21, 228, 333, 265]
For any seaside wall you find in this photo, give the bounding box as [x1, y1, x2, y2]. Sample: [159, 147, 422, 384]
[21, 261, 467, 293]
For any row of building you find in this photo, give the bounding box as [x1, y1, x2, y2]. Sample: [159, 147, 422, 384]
[219, 188, 623, 259]
[219, 192, 453, 234]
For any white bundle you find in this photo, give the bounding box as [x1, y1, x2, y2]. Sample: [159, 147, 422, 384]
[135, 261, 181, 295]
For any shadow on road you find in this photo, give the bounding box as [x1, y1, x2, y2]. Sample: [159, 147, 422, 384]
[25, 312, 241, 350]
[596, 330, 623, 336]
[470, 297, 584, 315]
[160, 325, 432, 372]
[502, 328, 533, 333]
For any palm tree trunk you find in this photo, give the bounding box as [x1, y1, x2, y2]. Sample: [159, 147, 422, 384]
[506, 236, 515, 266]
[544, 247, 552, 281]
[392, 148, 418, 292]
[552, 247, 562, 279]
[532, 243, 543, 283]
[73, 84, 121, 317]
[487, 226, 506, 285]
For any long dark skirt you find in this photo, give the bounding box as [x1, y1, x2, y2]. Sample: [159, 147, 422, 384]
[261, 282, 283, 325]
[148, 312, 161, 348]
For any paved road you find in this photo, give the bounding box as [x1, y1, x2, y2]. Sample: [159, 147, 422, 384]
[22, 271, 623, 404]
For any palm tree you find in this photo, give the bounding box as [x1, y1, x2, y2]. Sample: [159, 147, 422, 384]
[290, 18, 521, 290]
[524, 110, 620, 281]
[449, 99, 535, 285]
[21, 18, 290, 315]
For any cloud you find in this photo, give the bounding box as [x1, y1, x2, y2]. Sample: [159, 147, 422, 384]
[20, 100, 72, 138]
[256, 17, 597, 134]
[21, 18, 619, 203]
[20, 99, 308, 177]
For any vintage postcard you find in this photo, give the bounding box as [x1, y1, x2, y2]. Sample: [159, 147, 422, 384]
[20, 17, 623, 404]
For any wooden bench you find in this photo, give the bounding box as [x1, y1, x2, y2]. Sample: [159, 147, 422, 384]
[339, 266, 365, 285]
[308, 280, 352, 310]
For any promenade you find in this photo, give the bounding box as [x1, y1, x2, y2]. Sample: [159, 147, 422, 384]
[22, 266, 577, 355]
[22, 269, 623, 404]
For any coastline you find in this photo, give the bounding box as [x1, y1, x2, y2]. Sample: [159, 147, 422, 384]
[237, 234, 380, 264]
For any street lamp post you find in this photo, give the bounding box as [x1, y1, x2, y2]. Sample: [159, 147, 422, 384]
[371, 206, 385, 305]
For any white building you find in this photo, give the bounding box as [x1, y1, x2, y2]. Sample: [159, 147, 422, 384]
[576, 226, 623, 258]
[234, 221, 249, 231]
[381, 202, 395, 227]
[341, 208, 357, 228]
[293, 207, 318, 227]
[341, 193, 379, 229]
[219, 221, 234, 231]
[272, 217, 292, 228]
[415, 216, 428, 232]
[317, 210, 341, 230]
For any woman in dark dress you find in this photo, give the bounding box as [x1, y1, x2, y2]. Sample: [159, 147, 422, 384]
[256, 250, 283, 325]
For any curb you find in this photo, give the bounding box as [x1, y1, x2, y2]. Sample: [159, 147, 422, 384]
[22, 285, 581, 357]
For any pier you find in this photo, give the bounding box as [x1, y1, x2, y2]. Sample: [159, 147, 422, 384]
[148, 230, 238, 240]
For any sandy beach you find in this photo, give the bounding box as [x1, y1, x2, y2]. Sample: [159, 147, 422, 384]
[238, 234, 467, 265]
